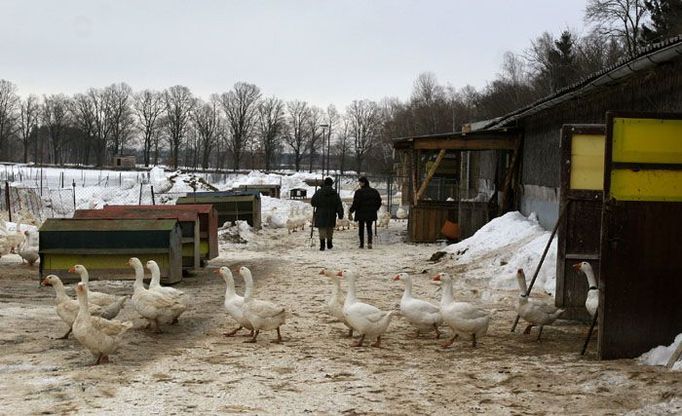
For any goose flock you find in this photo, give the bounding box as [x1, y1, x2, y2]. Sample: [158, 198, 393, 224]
[41, 257, 600, 365]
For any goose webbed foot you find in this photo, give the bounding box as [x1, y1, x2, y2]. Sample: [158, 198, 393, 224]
[370, 336, 382, 348]
[347, 328, 354, 338]
[244, 330, 259, 343]
[271, 327, 283, 343]
[523, 324, 534, 335]
[535, 326, 544, 341]
[351, 334, 365, 347]
[223, 326, 242, 337]
[56, 328, 72, 339]
[441, 334, 458, 349]
[434, 324, 441, 339]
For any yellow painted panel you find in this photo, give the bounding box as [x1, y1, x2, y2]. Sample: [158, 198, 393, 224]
[612, 118, 682, 163]
[44, 254, 170, 271]
[182, 243, 195, 256]
[611, 169, 682, 201]
[199, 240, 209, 257]
[570, 134, 605, 190]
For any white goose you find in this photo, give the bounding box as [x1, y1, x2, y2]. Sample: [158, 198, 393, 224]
[40, 274, 123, 339]
[128, 257, 187, 331]
[239, 266, 286, 343]
[72, 282, 132, 365]
[18, 229, 39, 266]
[515, 269, 564, 340]
[216, 266, 254, 337]
[433, 272, 491, 348]
[573, 262, 599, 317]
[68, 264, 127, 308]
[320, 268, 353, 337]
[394, 272, 442, 338]
[146, 260, 185, 299]
[338, 269, 395, 348]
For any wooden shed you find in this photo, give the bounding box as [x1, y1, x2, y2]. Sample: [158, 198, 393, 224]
[177, 190, 261, 229]
[73, 207, 201, 271]
[393, 129, 521, 242]
[237, 184, 281, 198]
[289, 188, 307, 199]
[39, 218, 183, 284]
[96, 204, 218, 265]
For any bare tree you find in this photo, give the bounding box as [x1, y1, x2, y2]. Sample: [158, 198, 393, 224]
[133, 89, 164, 167]
[220, 82, 261, 171]
[106, 83, 134, 156]
[284, 100, 310, 171]
[585, 0, 648, 57]
[192, 95, 222, 170]
[19, 95, 39, 164]
[306, 106, 324, 173]
[324, 104, 340, 174]
[0, 80, 20, 161]
[257, 96, 286, 171]
[164, 85, 195, 170]
[346, 99, 382, 174]
[335, 117, 352, 175]
[41, 94, 71, 165]
[70, 93, 97, 165]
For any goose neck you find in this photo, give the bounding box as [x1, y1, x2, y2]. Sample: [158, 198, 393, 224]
[440, 278, 454, 306]
[149, 265, 161, 288]
[242, 273, 253, 300]
[132, 265, 145, 289]
[584, 266, 597, 288]
[344, 277, 357, 305]
[224, 275, 236, 298]
[402, 277, 414, 301]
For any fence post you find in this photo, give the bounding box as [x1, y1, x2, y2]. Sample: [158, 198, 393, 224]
[151, 186, 155, 205]
[72, 180, 76, 210]
[5, 181, 12, 222]
[138, 184, 143, 205]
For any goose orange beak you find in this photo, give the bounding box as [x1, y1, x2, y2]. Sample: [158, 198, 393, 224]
[571, 263, 581, 271]
[392, 274, 400, 281]
[319, 269, 325, 275]
[336, 271, 343, 277]
[68, 267, 75, 273]
[432, 275, 441, 282]
[40, 278, 50, 286]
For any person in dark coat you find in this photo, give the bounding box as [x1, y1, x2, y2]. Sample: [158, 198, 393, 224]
[310, 177, 344, 251]
[349, 176, 382, 249]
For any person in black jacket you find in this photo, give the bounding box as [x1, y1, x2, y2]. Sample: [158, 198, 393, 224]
[310, 177, 344, 251]
[349, 176, 382, 249]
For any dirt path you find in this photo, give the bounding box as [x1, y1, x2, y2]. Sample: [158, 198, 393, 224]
[0, 223, 679, 415]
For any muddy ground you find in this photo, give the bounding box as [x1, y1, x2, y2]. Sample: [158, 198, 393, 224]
[0, 222, 679, 415]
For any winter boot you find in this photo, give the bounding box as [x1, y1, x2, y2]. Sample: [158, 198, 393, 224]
[319, 239, 325, 251]
[326, 239, 333, 249]
[368, 242, 373, 249]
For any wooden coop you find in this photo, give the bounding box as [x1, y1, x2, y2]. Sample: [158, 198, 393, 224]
[597, 112, 682, 359]
[39, 218, 183, 284]
[73, 207, 201, 271]
[555, 124, 605, 321]
[393, 128, 521, 242]
[111, 155, 136, 169]
[237, 184, 281, 198]
[101, 204, 218, 265]
[177, 190, 262, 229]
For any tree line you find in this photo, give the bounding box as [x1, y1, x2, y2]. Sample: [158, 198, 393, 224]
[0, 0, 678, 175]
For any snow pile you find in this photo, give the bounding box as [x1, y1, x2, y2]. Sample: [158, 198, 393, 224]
[440, 211, 558, 295]
[150, 166, 173, 194]
[218, 220, 256, 244]
[637, 333, 682, 371]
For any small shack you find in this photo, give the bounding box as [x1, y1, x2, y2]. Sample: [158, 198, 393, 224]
[177, 190, 261, 229]
[73, 207, 201, 271]
[39, 218, 183, 284]
[289, 188, 307, 200]
[393, 128, 521, 242]
[112, 155, 136, 169]
[237, 184, 281, 198]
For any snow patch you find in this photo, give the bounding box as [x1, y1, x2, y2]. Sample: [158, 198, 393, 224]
[638, 333, 682, 371]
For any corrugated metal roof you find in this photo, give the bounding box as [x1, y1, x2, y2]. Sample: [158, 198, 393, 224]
[484, 35, 682, 129]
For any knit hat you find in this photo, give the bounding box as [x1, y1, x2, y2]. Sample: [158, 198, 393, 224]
[324, 177, 334, 186]
[359, 176, 369, 186]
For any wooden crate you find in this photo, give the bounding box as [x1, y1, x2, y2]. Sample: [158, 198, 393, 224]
[39, 218, 183, 284]
[408, 201, 458, 242]
[177, 191, 261, 229]
[237, 184, 281, 198]
[74, 207, 201, 271]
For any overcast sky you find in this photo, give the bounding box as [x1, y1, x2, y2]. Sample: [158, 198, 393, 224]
[2, 0, 588, 110]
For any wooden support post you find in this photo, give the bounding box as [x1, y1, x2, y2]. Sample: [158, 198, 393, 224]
[667, 340, 682, 369]
[415, 149, 446, 203]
